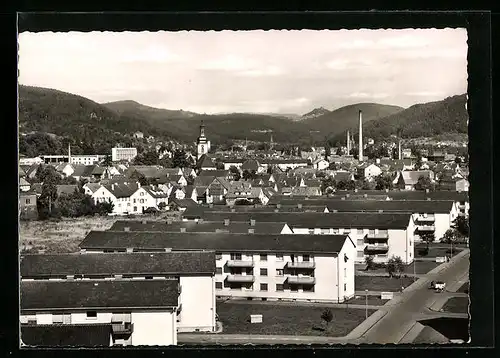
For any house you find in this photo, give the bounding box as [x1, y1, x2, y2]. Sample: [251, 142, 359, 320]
[55, 162, 75, 177]
[225, 186, 268, 206]
[290, 187, 322, 196]
[23, 164, 40, 180]
[20, 251, 217, 334]
[241, 159, 261, 173]
[91, 182, 140, 215]
[20, 279, 179, 346]
[19, 192, 38, 220]
[198, 169, 232, 180]
[133, 131, 144, 139]
[356, 163, 382, 181]
[167, 175, 188, 187]
[112, 147, 138, 162]
[182, 168, 197, 179]
[313, 158, 329, 171]
[79, 231, 356, 303]
[82, 183, 101, 197]
[171, 199, 199, 211]
[56, 185, 79, 197]
[130, 185, 170, 213]
[19, 156, 44, 166]
[196, 154, 216, 171]
[194, 211, 416, 264]
[19, 177, 31, 192]
[221, 158, 245, 171]
[169, 185, 187, 202]
[183, 185, 198, 202]
[71, 165, 105, 182]
[393, 170, 435, 190]
[260, 159, 310, 171]
[333, 171, 355, 182]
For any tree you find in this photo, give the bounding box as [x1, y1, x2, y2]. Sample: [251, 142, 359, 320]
[336, 147, 343, 156]
[360, 179, 375, 190]
[133, 150, 159, 166]
[420, 231, 435, 250]
[328, 162, 339, 170]
[414, 176, 433, 191]
[320, 177, 336, 194]
[186, 175, 195, 186]
[242, 170, 258, 181]
[324, 143, 331, 160]
[415, 151, 423, 170]
[158, 202, 167, 211]
[321, 308, 333, 329]
[172, 149, 191, 168]
[441, 228, 458, 256]
[375, 174, 394, 190]
[335, 180, 355, 191]
[215, 161, 225, 170]
[102, 154, 113, 167]
[235, 198, 253, 206]
[452, 216, 469, 238]
[365, 255, 375, 271]
[229, 166, 241, 181]
[386, 256, 404, 278]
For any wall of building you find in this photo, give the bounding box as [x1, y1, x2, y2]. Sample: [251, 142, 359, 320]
[338, 237, 356, 300]
[131, 310, 177, 346]
[387, 229, 413, 264]
[178, 276, 216, 333]
[434, 213, 453, 241]
[130, 188, 156, 214]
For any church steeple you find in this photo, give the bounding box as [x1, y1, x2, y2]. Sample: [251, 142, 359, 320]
[199, 120, 206, 138]
[196, 120, 210, 160]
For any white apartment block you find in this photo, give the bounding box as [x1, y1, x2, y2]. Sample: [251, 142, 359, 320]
[78, 232, 356, 303]
[112, 147, 138, 162]
[70, 155, 107, 166]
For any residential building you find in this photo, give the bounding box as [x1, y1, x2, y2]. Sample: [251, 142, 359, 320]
[313, 158, 329, 171]
[456, 178, 469, 192]
[70, 155, 107, 166]
[191, 212, 416, 264]
[19, 177, 31, 192]
[79, 232, 356, 303]
[357, 163, 382, 181]
[19, 156, 44, 166]
[129, 185, 169, 213]
[133, 131, 144, 139]
[20, 251, 217, 333]
[393, 170, 435, 190]
[196, 154, 216, 171]
[19, 192, 38, 220]
[112, 148, 138, 162]
[41, 155, 69, 165]
[91, 182, 140, 215]
[20, 280, 179, 346]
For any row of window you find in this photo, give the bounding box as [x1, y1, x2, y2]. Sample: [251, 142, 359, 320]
[220, 253, 313, 261]
[215, 282, 315, 292]
[215, 268, 314, 276]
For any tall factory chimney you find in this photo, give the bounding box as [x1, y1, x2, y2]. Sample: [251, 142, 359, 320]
[398, 140, 402, 160]
[358, 110, 363, 161]
[346, 130, 351, 155]
[68, 143, 71, 164]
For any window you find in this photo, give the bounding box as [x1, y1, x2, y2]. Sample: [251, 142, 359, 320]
[216, 267, 223, 275]
[215, 253, 223, 260]
[230, 253, 242, 260]
[357, 251, 364, 258]
[410, 241, 412, 246]
[410, 252, 412, 258]
[276, 269, 284, 276]
[140, 192, 144, 196]
[303, 255, 310, 262]
[303, 286, 314, 292]
[26, 199, 30, 204]
[145, 275, 153, 280]
[369, 229, 375, 235]
[344, 283, 347, 291]
[86, 311, 97, 319]
[344, 228, 351, 233]
[276, 254, 283, 261]
[52, 314, 63, 324]
[260, 283, 268, 291]
[215, 282, 223, 289]
[260, 254, 267, 261]
[332, 229, 339, 234]
[357, 239, 364, 246]
[357, 229, 364, 234]
[308, 229, 315, 234]
[276, 284, 284, 291]
[133, 199, 136, 203]
[260, 268, 268, 276]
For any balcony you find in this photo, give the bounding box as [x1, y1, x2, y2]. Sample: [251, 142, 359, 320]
[112, 322, 134, 335]
[417, 225, 435, 231]
[365, 232, 389, 239]
[286, 276, 316, 285]
[226, 260, 255, 268]
[285, 261, 316, 269]
[364, 244, 389, 253]
[416, 215, 435, 222]
[458, 204, 466, 209]
[226, 275, 255, 283]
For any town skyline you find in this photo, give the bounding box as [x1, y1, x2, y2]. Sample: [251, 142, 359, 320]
[18, 29, 467, 115]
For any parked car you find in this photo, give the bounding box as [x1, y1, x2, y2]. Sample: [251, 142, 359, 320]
[429, 281, 446, 292]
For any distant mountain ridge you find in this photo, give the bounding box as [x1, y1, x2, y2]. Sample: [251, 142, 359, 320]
[301, 107, 331, 120]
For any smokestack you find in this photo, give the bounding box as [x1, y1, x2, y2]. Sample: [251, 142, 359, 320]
[358, 110, 363, 161]
[398, 141, 402, 160]
[346, 130, 351, 155]
[68, 144, 71, 164]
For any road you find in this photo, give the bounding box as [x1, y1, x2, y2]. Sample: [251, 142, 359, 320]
[178, 250, 469, 345]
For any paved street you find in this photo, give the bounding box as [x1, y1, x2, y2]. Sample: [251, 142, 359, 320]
[178, 249, 469, 345]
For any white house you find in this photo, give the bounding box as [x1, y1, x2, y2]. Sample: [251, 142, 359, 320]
[130, 185, 169, 213]
[82, 183, 101, 196]
[456, 178, 469, 192]
[112, 148, 138, 162]
[55, 163, 75, 177]
[20, 279, 179, 346]
[91, 182, 140, 215]
[313, 159, 329, 171]
[357, 163, 382, 181]
[78, 232, 356, 303]
[20, 251, 217, 334]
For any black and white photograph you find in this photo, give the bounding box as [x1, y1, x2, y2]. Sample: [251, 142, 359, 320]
[18, 22, 473, 347]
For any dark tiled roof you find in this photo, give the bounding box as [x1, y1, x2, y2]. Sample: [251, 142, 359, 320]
[21, 280, 179, 311]
[195, 212, 413, 229]
[172, 198, 199, 208]
[21, 324, 112, 347]
[268, 191, 469, 202]
[104, 182, 140, 198]
[20, 251, 215, 278]
[241, 159, 260, 171]
[196, 154, 216, 169]
[109, 220, 288, 234]
[198, 169, 230, 178]
[56, 185, 79, 196]
[79, 231, 350, 254]
[325, 200, 454, 213]
[183, 206, 326, 214]
[194, 176, 216, 187]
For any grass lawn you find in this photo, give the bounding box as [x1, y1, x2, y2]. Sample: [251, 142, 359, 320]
[19, 214, 175, 254]
[355, 276, 416, 292]
[457, 282, 469, 293]
[346, 295, 389, 306]
[216, 301, 375, 337]
[442, 297, 469, 314]
[357, 261, 442, 276]
[415, 244, 465, 258]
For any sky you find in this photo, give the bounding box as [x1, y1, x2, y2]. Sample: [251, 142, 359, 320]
[18, 29, 468, 115]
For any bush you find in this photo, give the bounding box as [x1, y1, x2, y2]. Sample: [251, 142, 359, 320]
[418, 248, 429, 256]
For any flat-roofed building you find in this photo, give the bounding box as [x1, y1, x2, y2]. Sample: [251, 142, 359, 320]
[189, 211, 415, 264]
[112, 147, 138, 162]
[20, 251, 216, 333]
[20, 280, 179, 346]
[70, 155, 107, 166]
[79, 231, 356, 303]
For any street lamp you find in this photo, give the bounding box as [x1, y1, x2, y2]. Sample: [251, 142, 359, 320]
[365, 289, 368, 319]
[413, 258, 416, 282]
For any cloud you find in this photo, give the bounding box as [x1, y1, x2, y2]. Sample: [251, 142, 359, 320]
[404, 91, 445, 97]
[199, 55, 257, 72]
[236, 66, 285, 77]
[348, 92, 390, 99]
[120, 45, 181, 63]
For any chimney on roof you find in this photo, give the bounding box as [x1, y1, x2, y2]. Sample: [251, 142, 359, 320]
[198, 218, 204, 224]
[231, 208, 236, 213]
[427, 197, 431, 201]
[248, 228, 255, 234]
[142, 220, 147, 225]
[126, 248, 133, 253]
[341, 197, 346, 201]
[180, 227, 186, 233]
[297, 203, 303, 209]
[385, 188, 389, 193]
[274, 209, 279, 213]
[224, 219, 230, 226]
[165, 248, 172, 252]
[250, 219, 256, 226]
[333, 209, 338, 213]
[346, 193, 350, 198]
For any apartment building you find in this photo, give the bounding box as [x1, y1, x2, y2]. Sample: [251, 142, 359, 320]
[112, 147, 138, 162]
[20, 251, 216, 333]
[70, 155, 107, 166]
[78, 232, 356, 303]
[20, 280, 179, 346]
[192, 212, 415, 264]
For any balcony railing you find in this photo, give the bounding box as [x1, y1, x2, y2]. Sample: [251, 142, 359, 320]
[226, 275, 255, 283]
[286, 276, 316, 285]
[226, 260, 255, 268]
[112, 322, 134, 335]
[364, 244, 389, 253]
[417, 225, 435, 231]
[365, 233, 389, 239]
[285, 261, 316, 269]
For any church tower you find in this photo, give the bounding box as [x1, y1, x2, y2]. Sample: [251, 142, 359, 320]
[196, 120, 211, 160]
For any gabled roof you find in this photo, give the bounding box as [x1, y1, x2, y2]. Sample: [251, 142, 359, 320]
[171, 198, 199, 208]
[56, 185, 78, 196]
[196, 154, 216, 169]
[19, 166, 27, 177]
[198, 169, 230, 178]
[21, 280, 179, 311]
[71, 165, 96, 178]
[21, 324, 112, 347]
[184, 185, 196, 198]
[194, 175, 216, 187]
[20, 251, 216, 278]
[142, 185, 169, 199]
[325, 200, 454, 213]
[83, 183, 101, 193]
[19, 177, 31, 187]
[215, 177, 231, 190]
[80, 231, 351, 255]
[104, 182, 140, 198]
[241, 159, 260, 171]
[400, 170, 435, 185]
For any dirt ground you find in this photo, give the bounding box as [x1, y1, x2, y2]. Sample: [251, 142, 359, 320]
[19, 212, 180, 254]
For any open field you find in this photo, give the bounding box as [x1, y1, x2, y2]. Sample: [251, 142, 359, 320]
[355, 276, 415, 292]
[442, 297, 469, 314]
[216, 301, 375, 337]
[356, 260, 442, 276]
[19, 213, 179, 254]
